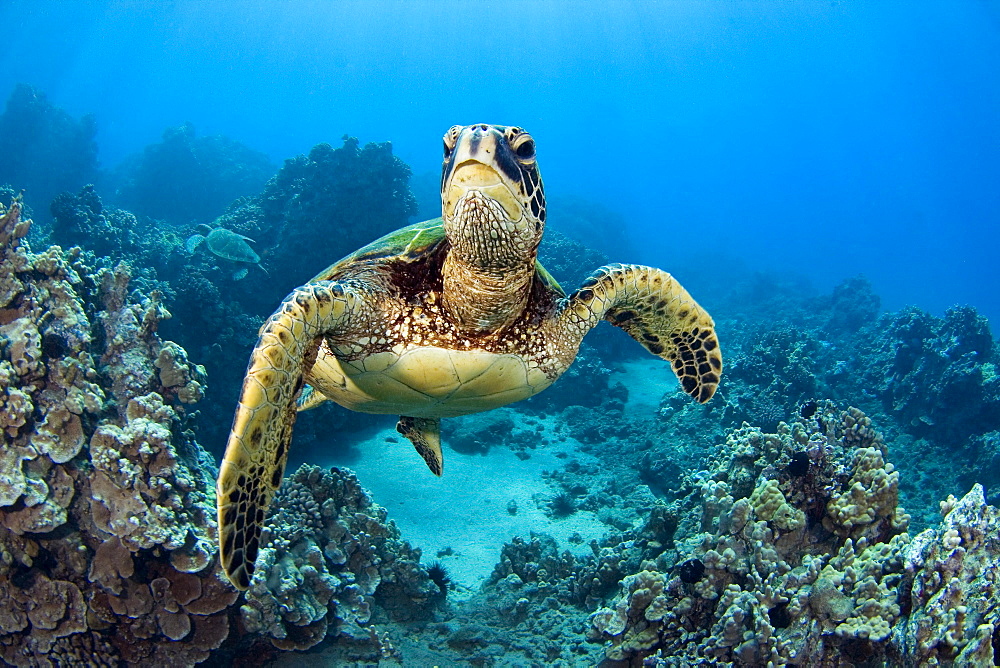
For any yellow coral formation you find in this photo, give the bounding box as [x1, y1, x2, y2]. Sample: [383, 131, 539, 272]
[825, 447, 910, 539]
[594, 569, 672, 661]
[749, 479, 805, 531]
[155, 340, 207, 404]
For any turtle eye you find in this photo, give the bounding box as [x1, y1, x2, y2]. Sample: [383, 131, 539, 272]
[514, 137, 535, 161]
[443, 125, 461, 158]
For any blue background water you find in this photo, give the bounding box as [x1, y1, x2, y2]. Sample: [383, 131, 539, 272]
[2, 1, 998, 323]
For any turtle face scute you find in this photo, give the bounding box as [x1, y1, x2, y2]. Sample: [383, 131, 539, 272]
[441, 124, 545, 268]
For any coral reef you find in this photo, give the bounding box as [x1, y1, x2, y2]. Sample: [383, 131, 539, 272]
[5, 93, 999, 666]
[0, 199, 445, 666]
[46, 185, 188, 299]
[860, 305, 999, 445]
[588, 403, 999, 666]
[708, 273, 999, 524]
[251, 136, 418, 298]
[537, 227, 612, 293]
[0, 84, 99, 217]
[49, 184, 139, 260]
[241, 464, 439, 651]
[110, 122, 275, 226]
[0, 200, 233, 666]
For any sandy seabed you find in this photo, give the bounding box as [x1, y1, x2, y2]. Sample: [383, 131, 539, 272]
[320, 358, 674, 595]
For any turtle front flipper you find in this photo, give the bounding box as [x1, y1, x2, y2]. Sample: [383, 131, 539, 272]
[396, 416, 443, 476]
[218, 281, 361, 590]
[559, 264, 722, 403]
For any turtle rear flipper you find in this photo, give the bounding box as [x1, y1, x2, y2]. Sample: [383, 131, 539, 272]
[396, 416, 443, 475]
[559, 264, 722, 403]
[295, 383, 329, 411]
[217, 281, 361, 590]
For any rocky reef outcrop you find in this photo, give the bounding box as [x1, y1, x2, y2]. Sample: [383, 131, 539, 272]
[444, 401, 999, 666]
[0, 85, 99, 220]
[110, 122, 276, 227]
[241, 463, 439, 652]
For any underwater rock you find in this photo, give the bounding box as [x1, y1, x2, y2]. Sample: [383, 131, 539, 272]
[229, 136, 418, 303]
[261, 137, 416, 292]
[45, 185, 189, 291]
[705, 273, 999, 522]
[110, 121, 275, 225]
[0, 84, 98, 217]
[50, 184, 139, 260]
[893, 484, 1000, 665]
[825, 274, 881, 334]
[860, 305, 999, 445]
[4, 185, 997, 665]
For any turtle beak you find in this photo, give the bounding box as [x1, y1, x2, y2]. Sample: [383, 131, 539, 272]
[443, 125, 523, 221]
[448, 126, 503, 183]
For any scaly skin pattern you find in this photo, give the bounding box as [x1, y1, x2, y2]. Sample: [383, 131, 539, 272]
[217, 124, 722, 590]
[440, 124, 545, 332]
[554, 263, 722, 403]
[217, 281, 371, 590]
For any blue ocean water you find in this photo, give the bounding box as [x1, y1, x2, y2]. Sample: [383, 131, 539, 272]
[1, 1, 997, 324]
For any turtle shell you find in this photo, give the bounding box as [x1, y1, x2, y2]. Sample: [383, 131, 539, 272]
[310, 217, 564, 296]
[205, 228, 260, 264]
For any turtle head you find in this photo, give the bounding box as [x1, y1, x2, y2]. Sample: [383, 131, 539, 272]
[440, 124, 545, 268]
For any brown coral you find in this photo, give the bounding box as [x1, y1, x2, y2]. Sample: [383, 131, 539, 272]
[0, 200, 235, 666]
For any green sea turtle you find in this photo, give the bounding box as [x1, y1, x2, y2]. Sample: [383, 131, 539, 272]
[186, 225, 266, 280]
[217, 123, 723, 589]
